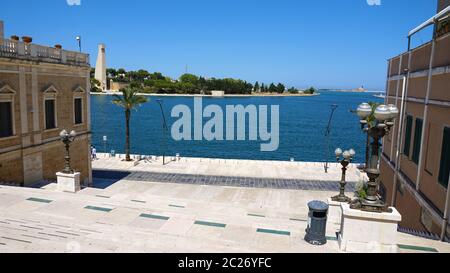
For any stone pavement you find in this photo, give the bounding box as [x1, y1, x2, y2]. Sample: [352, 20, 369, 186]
[93, 170, 356, 192]
[0, 178, 449, 253]
[1, 155, 448, 253]
[92, 153, 363, 186]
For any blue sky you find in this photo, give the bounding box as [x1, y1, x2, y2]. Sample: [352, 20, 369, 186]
[1, 0, 437, 90]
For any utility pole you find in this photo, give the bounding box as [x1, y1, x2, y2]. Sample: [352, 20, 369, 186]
[156, 99, 169, 165]
[324, 104, 338, 173]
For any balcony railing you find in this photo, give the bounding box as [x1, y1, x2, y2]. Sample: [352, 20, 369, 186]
[0, 38, 90, 66]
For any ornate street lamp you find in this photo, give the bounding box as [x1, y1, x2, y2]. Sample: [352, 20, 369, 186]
[352, 103, 399, 212]
[332, 148, 355, 203]
[60, 129, 77, 174]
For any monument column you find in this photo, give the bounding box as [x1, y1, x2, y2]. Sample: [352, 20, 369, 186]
[95, 44, 107, 91]
[0, 20, 4, 39]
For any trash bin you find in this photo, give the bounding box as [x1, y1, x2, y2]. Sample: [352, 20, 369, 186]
[305, 200, 329, 245]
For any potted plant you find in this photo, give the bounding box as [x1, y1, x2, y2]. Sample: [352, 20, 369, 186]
[54, 44, 62, 49]
[21, 36, 32, 43]
[10, 35, 19, 41]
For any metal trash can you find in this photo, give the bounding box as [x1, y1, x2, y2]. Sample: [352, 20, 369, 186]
[305, 200, 329, 245]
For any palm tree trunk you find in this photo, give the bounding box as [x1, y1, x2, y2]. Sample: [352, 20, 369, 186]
[125, 109, 131, 161]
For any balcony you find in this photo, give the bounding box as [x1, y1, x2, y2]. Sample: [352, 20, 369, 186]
[0, 38, 90, 67]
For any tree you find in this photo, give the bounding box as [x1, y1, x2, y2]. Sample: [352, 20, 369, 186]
[112, 87, 149, 161]
[268, 83, 277, 93]
[304, 87, 317, 94]
[107, 68, 117, 78]
[90, 78, 102, 92]
[179, 73, 199, 85]
[254, 81, 260, 93]
[276, 83, 285, 94]
[288, 87, 298, 94]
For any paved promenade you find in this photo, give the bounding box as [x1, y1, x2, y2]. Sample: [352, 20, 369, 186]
[92, 154, 363, 191]
[0, 155, 448, 253]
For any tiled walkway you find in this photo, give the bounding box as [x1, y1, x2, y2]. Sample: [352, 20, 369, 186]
[1, 179, 449, 253]
[93, 170, 356, 192]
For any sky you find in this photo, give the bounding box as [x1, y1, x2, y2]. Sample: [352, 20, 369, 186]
[1, 0, 438, 90]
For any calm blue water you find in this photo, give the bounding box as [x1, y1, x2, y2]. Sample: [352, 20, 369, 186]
[91, 91, 382, 163]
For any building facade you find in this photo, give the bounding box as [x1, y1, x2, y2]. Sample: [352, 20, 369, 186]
[380, 0, 450, 240]
[0, 21, 92, 186]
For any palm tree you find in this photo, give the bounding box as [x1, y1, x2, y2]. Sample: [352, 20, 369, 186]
[112, 87, 149, 161]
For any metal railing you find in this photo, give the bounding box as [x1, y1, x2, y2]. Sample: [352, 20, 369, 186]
[0, 38, 90, 66]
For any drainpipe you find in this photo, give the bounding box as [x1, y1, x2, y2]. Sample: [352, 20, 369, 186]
[442, 173, 450, 241]
[390, 55, 403, 160]
[416, 29, 436, 191]
[391, 67, 409, 206]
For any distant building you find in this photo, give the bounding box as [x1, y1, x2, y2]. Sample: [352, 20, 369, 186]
[0, 20, 92, 186]
[211, 90, 225, 97]
[95, 44, 107, 91]
[380, 0, 450, 240]
[109, 80, 129, 92]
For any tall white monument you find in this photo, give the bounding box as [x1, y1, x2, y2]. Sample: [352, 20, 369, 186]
[0, 20, 4, 39]
[95, 44, 107, 91]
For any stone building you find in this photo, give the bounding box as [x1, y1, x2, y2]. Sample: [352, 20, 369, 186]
[0, 20, 92, 186]
[380, 0, 450, 240]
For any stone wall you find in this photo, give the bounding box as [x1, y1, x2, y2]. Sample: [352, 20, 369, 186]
[109, 81, 129, 92]
[0, 57, 92, 186]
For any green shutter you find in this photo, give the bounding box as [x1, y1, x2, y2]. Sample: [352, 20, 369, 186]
[412, 118, 423, 164]
[45, 99, 56, 129]
[438, 127, 450, 188]
[74, 98, 82, 124]
[403, 115, 413, 156]
[0, 102, 13, 137]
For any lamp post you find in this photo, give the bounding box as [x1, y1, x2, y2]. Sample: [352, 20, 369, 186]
[332, 148, 355, 203]
[76, 36, 81, 52]
[351, 103, 399, 213]
[156, 99, 168, 165]
[60, 129, 77, 174]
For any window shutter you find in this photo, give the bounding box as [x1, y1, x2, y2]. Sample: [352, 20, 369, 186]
[438, 127, 450, 188]
[403, 115, 413, 156]
[0, 102, 13, 137]
[412, 118, 423, 164]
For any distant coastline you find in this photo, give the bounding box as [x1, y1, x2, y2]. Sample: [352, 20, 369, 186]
[90, 91, 321, 97]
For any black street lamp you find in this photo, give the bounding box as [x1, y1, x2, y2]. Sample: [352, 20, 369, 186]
[60, 129, 77, 174]
[332, 148, 355, 203]
[351, 103, 399, 213]
[156, 99, 169, 165]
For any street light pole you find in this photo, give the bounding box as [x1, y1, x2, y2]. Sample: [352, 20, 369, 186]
[156, 99, 168, 165]
[324, 104, 338, 173]
[332, 148, 355, 203]
[76, 36, 81, 52]
[59, 129, 77, 174]
[352, 103, 399, 213]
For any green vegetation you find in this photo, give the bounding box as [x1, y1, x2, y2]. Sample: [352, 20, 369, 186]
[303, 87, 317, 95]
[112, 87, 149, 161]
[93, 68, 306, 95]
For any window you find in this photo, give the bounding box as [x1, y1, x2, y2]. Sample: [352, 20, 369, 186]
[412, 118, 423, 164]
[438, 127, 450, 188]
[45, 99, 56, 130]
[74, 98, 83, 124]
[403, 115, 413, 156]
[0, 102, 13, 137]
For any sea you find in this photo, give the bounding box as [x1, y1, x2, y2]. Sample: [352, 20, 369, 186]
[91, 91, 383, 163]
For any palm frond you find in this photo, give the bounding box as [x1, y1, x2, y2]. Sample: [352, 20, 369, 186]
[112, 87, 149, 110]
